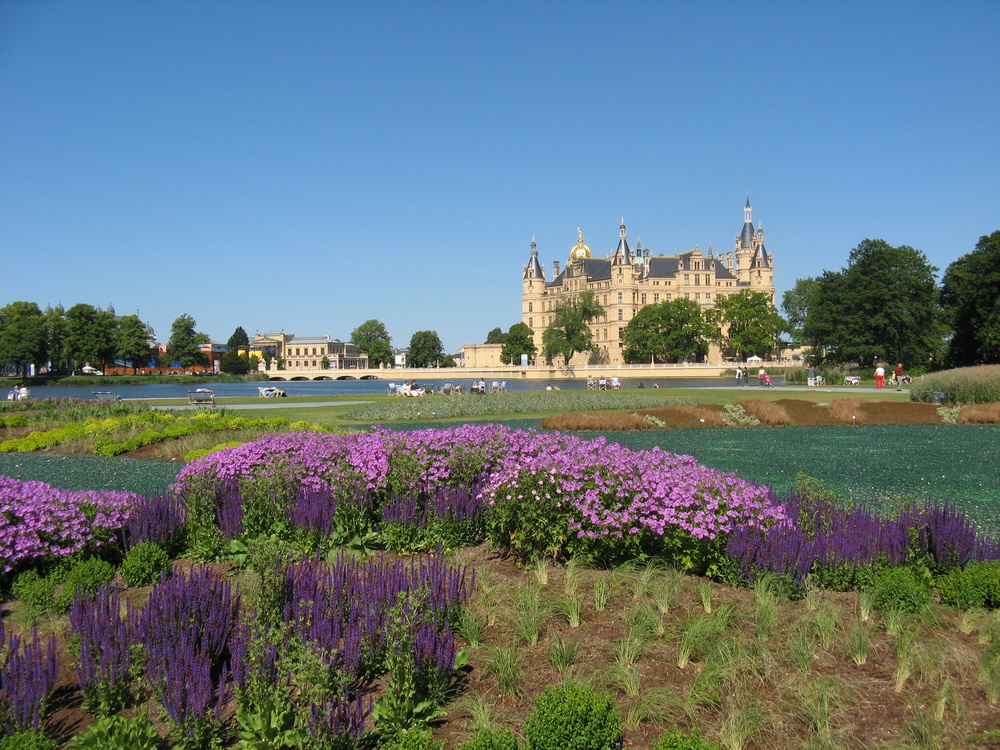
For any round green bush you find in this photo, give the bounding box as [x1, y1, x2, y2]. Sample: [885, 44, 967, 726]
[16, 574, 59, 617]
[523, 681, 622, 750]
[54, 558, 116, 612]
[458, 727, 522, 750]
[869, 566, 933, 613]
[381, 726, 444, 750]
[653, 728, 720, 750]
[0, 729, 58, 750]
[937, 561, 1000, 610]
[120, 542, 171, 587]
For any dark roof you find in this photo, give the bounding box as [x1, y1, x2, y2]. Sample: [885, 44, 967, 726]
[740, 222, 754, 248]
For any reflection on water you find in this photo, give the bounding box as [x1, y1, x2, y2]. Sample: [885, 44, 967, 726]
[25, 375, 769, 401]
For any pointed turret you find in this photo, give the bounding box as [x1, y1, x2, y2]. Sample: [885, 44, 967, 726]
[523, 238, 544, 280]
[740, 195, 754, 249]
[612, 218, 632, 266]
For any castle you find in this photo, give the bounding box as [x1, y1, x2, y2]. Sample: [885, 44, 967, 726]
[521, 197, 776, 365]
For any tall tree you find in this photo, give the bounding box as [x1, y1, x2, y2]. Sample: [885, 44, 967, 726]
[805, 239, 945, 367]
[0, 301, 47, 374]
[115, 314, 152, 373]
[622, 298, 719, 363]
[500, 322, 537, 365]
[43, 304, 67, 372]
[166, 314, 208, 367]
[781, 278, 820, 347]
[408, 330, 444, 368]
[227, 326, 250, 351]
[351, 319, 393, 368]
[485, 327, 507, 344]
[713, 290, 785, 360]
[542, 291, 605, 366]
[941, 230, 1000, 367]
[219, 349, 251, 375]
[63, 303, 114, 372]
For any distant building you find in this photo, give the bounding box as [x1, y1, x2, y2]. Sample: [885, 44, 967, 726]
[521, 197, 776, 365]
[250, 332, 368, 370]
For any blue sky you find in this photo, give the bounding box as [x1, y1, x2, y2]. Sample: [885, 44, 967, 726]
[2, 1, 998, 354]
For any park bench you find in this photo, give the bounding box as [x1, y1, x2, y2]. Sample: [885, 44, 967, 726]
[92, 392, 121, 403]
[187, 390, 215, 405]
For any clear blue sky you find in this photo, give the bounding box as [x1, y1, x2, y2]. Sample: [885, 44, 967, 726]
[2, 1, 998, 354]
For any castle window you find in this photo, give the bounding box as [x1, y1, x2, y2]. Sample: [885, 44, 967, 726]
[529, 318, 533, 328]
[685, 293, 690, 299]
[654, 293, 659, 303]
[528, 302, 533, 312]
[684, 275, 689, 285]
[695, 293, 700, 303]
[667, 294, 672, 301]
[641, 294, 646, 305]
[618, 309, 623, 320]
[705, 293, 711, 302]
[617, 292, 623, 304]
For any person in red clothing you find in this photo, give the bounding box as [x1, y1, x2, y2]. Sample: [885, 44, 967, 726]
[894, 362, 906, 390]
[874, 363, 886, 388]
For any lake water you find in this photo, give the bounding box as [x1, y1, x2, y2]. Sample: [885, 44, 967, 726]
[23, 375, 775, 401]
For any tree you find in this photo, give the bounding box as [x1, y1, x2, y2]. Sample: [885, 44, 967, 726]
[0, 301, 47, 374]
[542, 292, 605, 366]
[166, 314, 208, 367]
[439, 354, 457, 367]
[941, 230, 1000, 367]
[351, 319, 393, 368]
[485, 327, 507, 344]
[804, 239, 945, 367]
[115, 314, 152, 373]
[500, 322, 537, 365]
[408, 330, 444, 368]
[622, 298, 719, 363]
[63, 303, 115, 372]
[781, 278, 820, 347]
[713, 291, 785, 360]
[43, 304, 67, 372]
[220, 349, 251, 375]
[227, 326, 250, 351]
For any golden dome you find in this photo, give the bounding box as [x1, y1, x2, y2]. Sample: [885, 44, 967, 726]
[569, 227, 592, 261]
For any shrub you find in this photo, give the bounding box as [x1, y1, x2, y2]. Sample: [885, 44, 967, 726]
[0, 730, 58, 750]
[119, 542, 171, 587]
[869, 566, 933, 613]
[459, 728, 522, 750]
[54, 558, 116, 612]
[523, 681, 622, 750]
[64, 714, 164, 750]
[16, 575, 59, 617]
[937, 561, 1000, 610]
[653, 727, 720, 750]
[381, 726, 445, 750]
[910, 364, 1000, 404]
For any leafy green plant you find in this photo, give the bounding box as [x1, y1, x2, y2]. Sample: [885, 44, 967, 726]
[119, 542, 170, 587]
[55, 558, 116, 612]
[15, 573, 59, 618]
[380, 725, 445, 750]
[937, 560, 1000, 610]
[458, 727, 522, 750]
[522, 681, 622, 750]
[652, 727, 719, 749]
[0, 730, 58, 750]
[231, 696, 302, 749]
[869, 566, 933, 613]
[64, 714, 163, 750]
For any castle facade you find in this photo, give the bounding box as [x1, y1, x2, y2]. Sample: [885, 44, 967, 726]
[521, 197, 776, 365]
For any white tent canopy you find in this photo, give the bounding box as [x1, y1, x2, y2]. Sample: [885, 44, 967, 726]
[746, 355, 763, 362]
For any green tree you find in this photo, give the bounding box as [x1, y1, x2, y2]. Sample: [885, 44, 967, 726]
[43, 304, 67, 372]
[439, 354, 457, 367]
[485, 327, 507, 344]
[166, 314, 207, 367]
[408, 330, 444, 367]
[622, 298, 719, 363]
[219, 349, 250, 375]
[805, 239, 945, 367]
[63, 303, 115, 372]
[226, 326, 250, 351]
[500, 322, 537, 365]
[781, 277, 820, 347]
[542, 291, 605, 366]
[713, 290, 785, 359]
[941, 230, 1000, 367]
[115, 314, 152, 373]
[0, 301, 47, 374]
[351, 319, 393, 368]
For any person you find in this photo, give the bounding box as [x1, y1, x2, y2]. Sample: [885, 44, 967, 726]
[7, 386, 18, 401]
[758, 366, 767, 387]
[742, 368, 749, 387]
[806, 364, 816, 390]
[637, 382, 644, 389]
[598, 376, 607, 390]
[735, 367, 742, 387]
[894, 362, 905, 391]
[545, 384, 553, 391]
[610, 376, 620, 390]
[874, 363, 885, 389]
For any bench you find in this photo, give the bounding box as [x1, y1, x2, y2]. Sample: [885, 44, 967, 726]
[92, 392, 120, 403]
[187, 390, 216, 405]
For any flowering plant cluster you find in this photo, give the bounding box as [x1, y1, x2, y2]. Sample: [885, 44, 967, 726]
[0, 476, 138, 572]
[0, 618, 59, 734]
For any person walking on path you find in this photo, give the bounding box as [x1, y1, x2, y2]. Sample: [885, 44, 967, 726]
[874, 363, 886, 389]
[758, 366, 768, 387]
[735, 367, 743, 387]
[894, 363, 905, 391]
[807, 364, 816, 390]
